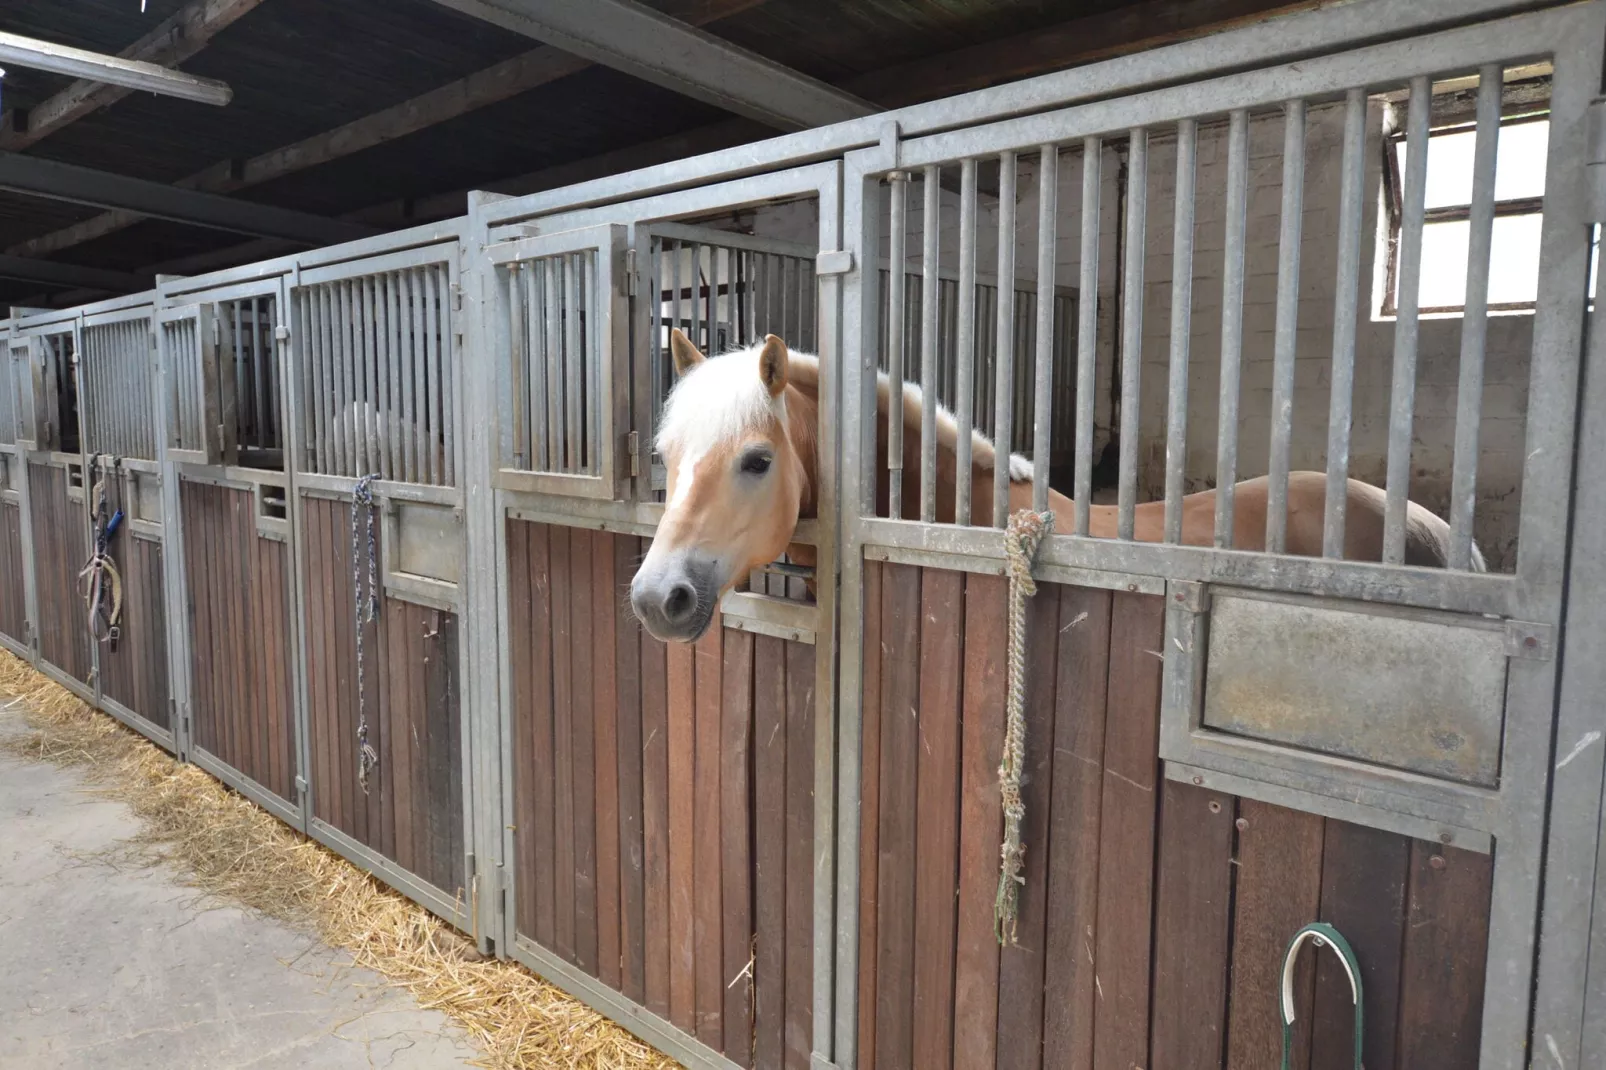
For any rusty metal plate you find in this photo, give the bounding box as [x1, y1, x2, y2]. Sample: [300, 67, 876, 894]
[396, 502, 461, 584]
[1202, 591, 1508, 787]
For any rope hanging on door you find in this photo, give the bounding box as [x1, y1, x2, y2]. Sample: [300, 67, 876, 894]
[1280, 922, 1364, 1069]
[352, 474, 381, 793]
[80, 455, 126, 651]
[995, 507, 1053, 945]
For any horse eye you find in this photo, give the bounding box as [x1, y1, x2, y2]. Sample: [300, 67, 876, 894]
[741, 452, 772, 475]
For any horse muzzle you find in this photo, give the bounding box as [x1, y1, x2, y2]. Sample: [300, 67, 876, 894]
[630, 557, 720, 643]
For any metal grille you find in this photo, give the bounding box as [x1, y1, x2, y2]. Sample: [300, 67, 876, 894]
[219, 297, 282, 460]
[81, 318, 157, 461]
[646, 232, 817, 493]
[0, 344, 17, 447]
[504, 249, 601, 477]
[295, 266, 455, 486]
[162, 313, 208, 457]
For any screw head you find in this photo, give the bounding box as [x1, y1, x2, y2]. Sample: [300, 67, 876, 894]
[1192, 775, 1204, 786]
[1430, 855, 1447, 870]
[1235, 818, 1249, 831]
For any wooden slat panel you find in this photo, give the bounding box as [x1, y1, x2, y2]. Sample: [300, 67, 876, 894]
[873, 562, 922, 1070]
[594, 529, 623, 991]
[912, 568, 963, 1070]
[857, 559, 884, 1070]
[721, 628, 754, 1067]
[571, 530, 599, 973]
[528, 522, 557, 946]
[694, 625, 725, 1049]
[667, 636, 696, 1031]
[508, 520, 535, 936]
[305, 492, 332, 824]
[0, 502, 26, 643]
[551, 525, 577, 960]
[1092, 592, 1164, 1070]
[1041, 585, 1112, 1070]
[996, 585, 1060, 1070]
[1396, 843, 1493, 1070]
[1149, 779, 1235, 1070]
[643, 615, 673, 1018]
[1226, 801, 1326, 1070]
[389, 594, 416, 875]
[616, 534, 647, 1005]
[954, 572, 1007, 1070]
[783, 638, 814, 1070]
[754, 634, 788, 1070]
[1311, 822, 1408, 1070]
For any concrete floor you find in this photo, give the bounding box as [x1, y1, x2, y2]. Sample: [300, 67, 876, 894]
[0, 710, 478, 1070]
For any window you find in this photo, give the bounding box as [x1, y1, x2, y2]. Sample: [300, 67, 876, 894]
[1381, 92, 1549, 316]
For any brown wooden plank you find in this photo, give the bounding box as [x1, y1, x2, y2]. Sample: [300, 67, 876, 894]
[245, 503, 266, 792]
[1091, 591, 1165, 1070]
[408, 602, 432, 882]
[593, 529, 623, 990]
[642, 610, 673, 1018]
[1396, 843, 1493, 1070]
[856, 559, 885, 1070]
[273, 544, 294, 803]
[315, 497, 340, 828]
[441, 612, 465, 892]
[1149, 779, 1236, 1070]
[753, 634, 788, 1070]
[1041, 584, 1112, 1070]
[570, 529, 599, 973]
[911, 568, 964, 1070]
[667, 635, 697, 1032]
[996, 582, 1062, 1070]
[954, 572, 1008, 1070]
[721, 627, 755, 1066]
[223, 487, 247, 778]
[1225, 801, 1326, 1070]
[550, 524, 577, 960]
[783, 639, 814, 1070]
[874, 563, 922, 1070]
[388, 594, 416, 875]
[694, 625, 725, 1049]
[507, 521, 535, 935]
[333, 496, 358, 837]
[1311, 821, 1409, 1070]
[427, 606, 457, 889]
[614, 533, 647, 1005]
[527, 523, 557, 946]
[301, 498, 326, 822]
[374, 559, 396, 859]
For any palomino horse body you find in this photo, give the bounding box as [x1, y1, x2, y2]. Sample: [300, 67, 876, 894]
[629, 331, 1482, 642]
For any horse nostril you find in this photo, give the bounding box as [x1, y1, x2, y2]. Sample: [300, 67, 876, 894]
[663, 583, 695, 622]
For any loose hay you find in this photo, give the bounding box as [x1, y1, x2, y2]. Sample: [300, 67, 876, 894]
[0, 652, 679, 1070]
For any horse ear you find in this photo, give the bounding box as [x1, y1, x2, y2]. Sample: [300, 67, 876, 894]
[758, 334, 789, 397]
[669, 328, 705, 378]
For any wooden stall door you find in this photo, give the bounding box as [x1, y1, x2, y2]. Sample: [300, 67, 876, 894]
[98, 533, 171, 732]
[28, 462, 91, 684]
[0, 496, 28, 648]
[301, 494, 466, 902]
[180, 481, 298, 807]
[856, 562, 1495, 1070]
[506, 520, 816, 1069]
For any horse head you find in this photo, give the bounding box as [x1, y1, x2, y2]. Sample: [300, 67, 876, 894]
[630, 329, 811, 643]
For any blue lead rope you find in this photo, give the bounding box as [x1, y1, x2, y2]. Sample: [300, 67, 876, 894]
[1281, 922, 1363, 1070]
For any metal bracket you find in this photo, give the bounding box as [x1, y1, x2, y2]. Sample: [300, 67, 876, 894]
[810, 1054, 840, 1070]
[1588, 98, 1606, 222]
[1506, 619, 1555, 660]
[1169, 578, 1211, 614]
[294, 775, 308, 796]
[274, 325, 290, 342]
[815, 250, 854, 276]
[626, 430, 640, 477]
[871, 118, 902, 173]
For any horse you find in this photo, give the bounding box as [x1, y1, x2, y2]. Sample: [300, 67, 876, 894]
[629, 329, 1483, 642]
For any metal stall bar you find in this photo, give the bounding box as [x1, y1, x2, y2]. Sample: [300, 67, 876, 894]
[886, 172, 908, 516]
[954, 159, 978, 526]
[1116, 128, 1146, 541]
[1323, 88, 1368, 559]
[919, 166, 940, 524]
[1214, 109, 1249, 548]
[509, 265, 528, 469]
[1448, 65, 1503, 570]
[1266, 99, 1306, 554]
[1163, 120, 1196, 543]
[1074, 138, 1100, 536]
[1032, 145, 1058, 515]
[544, 257, 561, 476]
[991, 150, 1018, 528]
[1382, 76, 1431, 565]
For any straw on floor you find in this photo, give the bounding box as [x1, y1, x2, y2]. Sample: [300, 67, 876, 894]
[0, 652, 678, 1070]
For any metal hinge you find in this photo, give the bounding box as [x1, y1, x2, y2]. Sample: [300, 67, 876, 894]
[626, 430, 640, 477]
[274, 325, 290, 342]
[451, 283, 464, 312]
[624, 248, 638, 296]
[816, 250, 854, 276]
[1588, 98, 1606, 222]
[294, 774, 308, 797]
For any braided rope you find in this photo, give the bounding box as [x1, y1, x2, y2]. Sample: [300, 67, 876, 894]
[996, 507, 1053, 945]
[353, 474, 381, 793]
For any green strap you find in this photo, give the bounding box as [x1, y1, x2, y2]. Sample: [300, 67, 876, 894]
[1280, 922, 1363, 1070]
